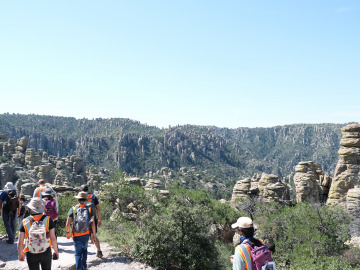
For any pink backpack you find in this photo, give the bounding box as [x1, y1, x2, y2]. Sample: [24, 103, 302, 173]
[244, 241, 274, 270]
[44, 198, 58, 221]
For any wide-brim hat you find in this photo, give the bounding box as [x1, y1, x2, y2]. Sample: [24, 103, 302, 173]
[75, 191, 88, 200]
[27, 197, 45, 214]
[41, 188, 54, 196]
[231, 217, 253, 229]
[4, 182, 16, 191]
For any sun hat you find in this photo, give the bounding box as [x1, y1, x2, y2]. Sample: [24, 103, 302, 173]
[27, 197, 45, 214]
[41, 188, 54, 197]
[231, 217, 253, 229]
[75, 191, 88, 200]
[4, 182, 16, 191]
[80, 184, 89, 192]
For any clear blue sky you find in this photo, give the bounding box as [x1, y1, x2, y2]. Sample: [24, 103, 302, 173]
[0, 1, 359, 128]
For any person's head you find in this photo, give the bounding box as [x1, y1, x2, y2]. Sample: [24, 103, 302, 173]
[41, 188, 53, 200]
[27, 197, 45, 215]
[20, 194, 26, 202]
[231, 217, 255, 238]
[75, 191, 88, 204]
[80, 184, 89, 192]
[38, 179, 45, 186]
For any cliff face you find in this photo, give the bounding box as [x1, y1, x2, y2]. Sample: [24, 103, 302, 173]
[0, 114, 346, 179]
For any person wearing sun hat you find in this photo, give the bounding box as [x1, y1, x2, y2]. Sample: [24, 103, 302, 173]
[66, 191, 96, 270]
[17, 197, 59, 270]
[0, 182, 19, 244]
[230, 217, 265, 270]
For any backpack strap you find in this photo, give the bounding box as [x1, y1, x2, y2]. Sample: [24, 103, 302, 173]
[236, 244, 253, 270]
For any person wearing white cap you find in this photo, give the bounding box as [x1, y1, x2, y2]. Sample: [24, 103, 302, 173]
[17, 197, 59, 270]
[230, 217, 264, 270]
[0, 182, 19, 244]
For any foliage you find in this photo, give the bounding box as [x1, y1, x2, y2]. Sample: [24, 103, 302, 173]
[254, 202, 355, 269]
[57, 192, 77, 236]
[132, 198, 220, 270]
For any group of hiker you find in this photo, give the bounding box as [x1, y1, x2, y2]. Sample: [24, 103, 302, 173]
[0, 179, 103, 270]
[0, 179, 276, 270]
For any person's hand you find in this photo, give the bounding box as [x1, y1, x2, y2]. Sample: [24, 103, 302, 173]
[230, 255, 234, 264]
[66, 232, 71, 239]
[92, 234, 96, 244]
[19, 252, 25, 261]
[97, 219, 102, 227]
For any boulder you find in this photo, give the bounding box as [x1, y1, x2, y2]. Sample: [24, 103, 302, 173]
[258, 173, 290, 203]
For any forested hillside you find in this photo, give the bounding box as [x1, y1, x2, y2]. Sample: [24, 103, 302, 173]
[0, 113, 347, 180]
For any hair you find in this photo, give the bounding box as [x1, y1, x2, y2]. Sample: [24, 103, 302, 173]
[38, 179, 45, 185]
[240, 227, 263, 247]
[78, 198, 86, 203]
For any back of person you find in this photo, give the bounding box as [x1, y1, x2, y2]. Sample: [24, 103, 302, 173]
[3, 189, 19, 212]
[72, 205, 91, 235]
[23, 214, 51, 254]
[44, 198, 58, 221]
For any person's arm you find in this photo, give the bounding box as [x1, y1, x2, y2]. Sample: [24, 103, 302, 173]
[49, 228, 59, 258]
[66, 216, 73, 239]
[232, 246, 246, 270]
[17, 231, 25, 261]
[0, 200, 3, 216]
[95, 204, 102, 227]
[91, 216, 96, 242]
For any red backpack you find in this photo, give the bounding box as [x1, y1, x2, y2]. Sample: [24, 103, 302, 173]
[243, 240, 275, 270]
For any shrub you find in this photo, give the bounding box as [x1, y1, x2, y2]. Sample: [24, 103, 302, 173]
[57, 192, 77, 236]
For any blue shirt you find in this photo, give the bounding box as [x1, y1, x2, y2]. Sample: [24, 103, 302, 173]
[0, 191, 7, 201]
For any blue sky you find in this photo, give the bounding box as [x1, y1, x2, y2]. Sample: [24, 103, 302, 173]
[0, 1, 359, 128]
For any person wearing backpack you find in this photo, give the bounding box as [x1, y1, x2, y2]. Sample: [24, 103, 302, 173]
[80, 184, 103, 258]
[230, 217, 274, 270]
[0, 182, 19, 244]
[33, 179, 59, 212]
[17, 197, 59, 270]
[42, 188, 58, 237]
[66, 191, 96, 270]
[17, 194, 29, 230]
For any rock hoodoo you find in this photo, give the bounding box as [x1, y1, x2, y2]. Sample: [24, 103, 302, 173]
[293, 161, 332, 203]
[327, 124, 360, 208]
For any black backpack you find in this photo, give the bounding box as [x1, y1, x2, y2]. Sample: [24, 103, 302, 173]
[3, 190, 19, 212]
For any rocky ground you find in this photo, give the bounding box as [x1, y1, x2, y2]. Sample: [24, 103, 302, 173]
[0, 235, 153, 270]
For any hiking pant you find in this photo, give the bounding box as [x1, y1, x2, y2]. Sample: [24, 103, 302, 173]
[26, 247, 52, 270]
[73, 234, 90, 270]
[2, 210, 16, 243]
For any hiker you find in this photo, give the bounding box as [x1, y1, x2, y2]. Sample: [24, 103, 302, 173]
[17, 197, 59, 270]
[66, 191, 96, 270]
[231, 217, 272, 270]
[17, 194, 30, 230]
[80, 184, 103, 258]
[42, 188, 58, 237]
[33, 179, 48, 198]
[0, 182, 19, 244]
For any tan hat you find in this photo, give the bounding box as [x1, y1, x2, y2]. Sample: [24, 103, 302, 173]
[75, 191, 88, 200]
[27, 197, 45, 214]
[4, 182, 16, 191]
[231, 217, 253, 229]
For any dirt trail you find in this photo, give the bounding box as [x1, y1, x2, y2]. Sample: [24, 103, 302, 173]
[0, 235, 153, 270]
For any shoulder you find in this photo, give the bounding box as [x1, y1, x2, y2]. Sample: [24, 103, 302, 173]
[67, 206, 75, 217]
[0, 191, 7, 200]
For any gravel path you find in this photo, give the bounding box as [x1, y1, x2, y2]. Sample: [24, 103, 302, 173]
[0, 235, 153, 270]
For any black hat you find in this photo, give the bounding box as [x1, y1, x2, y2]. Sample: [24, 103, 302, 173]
[80, 184, 88, 191]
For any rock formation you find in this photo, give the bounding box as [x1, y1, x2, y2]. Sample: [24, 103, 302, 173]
[230, 173, 289, 203]
[258, 173, 290, 203]
[327, 124, 360, 208]
[293, 161, 331, 203]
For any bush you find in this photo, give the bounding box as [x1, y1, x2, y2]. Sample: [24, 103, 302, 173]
[255, 202, 354, 268]
[132, 202, 220, 270]
[57, 192, 77, 236]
